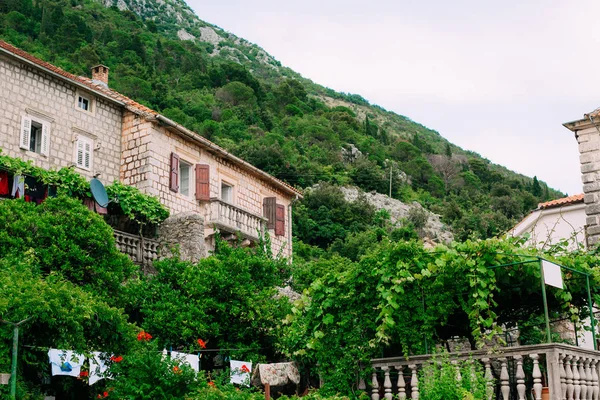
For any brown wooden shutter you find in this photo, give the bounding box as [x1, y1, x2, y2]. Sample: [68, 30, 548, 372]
[263, 197, 276, 229]
[170, 152, 180, 192]
[195, 164, 210, 201]
[275, 204, 285, 236]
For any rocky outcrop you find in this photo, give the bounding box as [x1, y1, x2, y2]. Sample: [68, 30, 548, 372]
[340, 186, 454, 244]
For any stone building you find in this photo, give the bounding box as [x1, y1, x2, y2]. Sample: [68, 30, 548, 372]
[0, 39, 302, 259]
[563, 110, 600, 249]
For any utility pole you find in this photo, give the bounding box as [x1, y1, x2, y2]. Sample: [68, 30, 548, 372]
[2, 317, 31, 399]
[389, 165, 393, 197]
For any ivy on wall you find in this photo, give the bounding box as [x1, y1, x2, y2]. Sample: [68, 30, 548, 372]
[0, 151, 169, 225]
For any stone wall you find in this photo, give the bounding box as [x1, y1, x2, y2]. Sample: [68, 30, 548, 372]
[0, 54, 122, 183]
[158, 212, 206, 262]
[574, 124, 600, 247]
[121, 111, 294, 258]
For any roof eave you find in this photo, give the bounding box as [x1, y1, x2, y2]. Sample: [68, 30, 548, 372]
[154, 114, 303, 198]
[0, 46, 125, 108]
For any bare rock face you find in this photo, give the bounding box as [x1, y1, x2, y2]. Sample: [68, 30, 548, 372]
[177, 29, 195, 41]
[340, 186, 454, 244]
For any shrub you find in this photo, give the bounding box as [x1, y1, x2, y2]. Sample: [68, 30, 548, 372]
[420, 355, 487, 400]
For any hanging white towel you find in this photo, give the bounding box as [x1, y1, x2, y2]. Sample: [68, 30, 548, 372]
[230, 360, 252, 386]
[48, 349, 85, 377]
[89, 352, 110, 385]
[171, 351, 199, 372]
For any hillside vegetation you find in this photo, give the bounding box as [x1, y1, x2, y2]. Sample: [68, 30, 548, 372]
[0, 0, 563, 252]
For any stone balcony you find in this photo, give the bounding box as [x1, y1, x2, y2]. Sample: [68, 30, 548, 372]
[204, 198, 267, 242]
[365, 343, 600, 400]
[113, 229, 160, 266]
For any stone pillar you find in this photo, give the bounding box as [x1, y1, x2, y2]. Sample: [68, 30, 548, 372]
[573, 123, 600, 247]
[158, 212, 206, 262]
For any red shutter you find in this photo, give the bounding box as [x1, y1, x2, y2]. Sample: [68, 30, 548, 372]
[170, 152, 180, 192]
[275, 204, 285, 236]
[263, 197, 276, 229]
[195, 164, 210, 201]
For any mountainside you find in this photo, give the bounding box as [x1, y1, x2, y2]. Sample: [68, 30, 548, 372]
[0, 0, 564, 251]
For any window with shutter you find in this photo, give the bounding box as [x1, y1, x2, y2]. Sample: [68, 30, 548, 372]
[263, 197, 276, 229]
[195, 164, 210, 201]
[40, 124, 50, 156]
[275, 204, 285, 236]
[74, 136, 93, 170]
[20, 116, 31, 150]
[170, 152, 180, 192]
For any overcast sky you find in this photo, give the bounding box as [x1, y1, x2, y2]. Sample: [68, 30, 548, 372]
[186, 0, 600, 195]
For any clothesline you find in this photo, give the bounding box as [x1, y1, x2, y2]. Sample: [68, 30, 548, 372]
[23, 344, 266, 352]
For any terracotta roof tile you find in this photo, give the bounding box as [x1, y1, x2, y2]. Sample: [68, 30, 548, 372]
[538, 193, 584, 210]
[0, 39, 302, 197]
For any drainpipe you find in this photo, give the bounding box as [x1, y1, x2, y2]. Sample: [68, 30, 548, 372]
[288, 194, 300, 262]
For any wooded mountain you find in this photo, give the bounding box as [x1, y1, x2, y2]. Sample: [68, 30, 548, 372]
[0, 0, 563, 251]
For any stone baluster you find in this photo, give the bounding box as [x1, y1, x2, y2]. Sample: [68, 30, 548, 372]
[531, 354, 543, 400]
[590, 359, 600, 400]
[560, 354, 567, 400]
[358, 366, 366, 392]
[451, 360, 462, 382]
[482, 358, 494, 400]
[500, 358, 510, 400]
[409, 364, 419, 400]
[574, 356, 582, 400]
[582, 358, 590, 400]
[515, 355, 526, 400]
[567, 355, 575, 400]
[371, 370, 380, 400]
[397, 367, 406, 400]
[382, 367, 392, 400]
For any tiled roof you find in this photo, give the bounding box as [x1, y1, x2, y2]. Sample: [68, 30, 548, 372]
[538, 193, 584, 210]
[0, 39, 302, 197]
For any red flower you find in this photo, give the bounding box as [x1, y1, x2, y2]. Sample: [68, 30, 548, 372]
[103, 392, 109, 398]
[79, 371, 89, 378]
[240, 365, 250, 373]
[197, 338, 207, 349]
[208, 381, 215, 387]
[97, 395, 102, 399]
[173, 366, 181, 374]
[110, 355, 123, 363]
[137, 331, 152, 341]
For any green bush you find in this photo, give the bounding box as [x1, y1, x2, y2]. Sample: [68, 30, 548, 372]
[420, 355, 487, 400]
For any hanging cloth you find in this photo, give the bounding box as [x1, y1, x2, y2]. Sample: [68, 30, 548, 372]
[0, 171, 9, 195]
[11, 174, 24, 198]
[171, 351, 199, 372]
[89, 352, 110, 386]
[230, 360, 252, 386]
[48, 349, 85, 377]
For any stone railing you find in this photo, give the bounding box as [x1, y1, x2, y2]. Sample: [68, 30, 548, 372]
[365, 343, 600, 400]
[205, 198, 266, 242]
[113, 229, 160, 266]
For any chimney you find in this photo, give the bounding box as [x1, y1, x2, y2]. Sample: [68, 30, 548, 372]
[91, 64, 109, 87]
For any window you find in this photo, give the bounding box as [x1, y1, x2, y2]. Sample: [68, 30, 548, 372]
[74, 136, 93, 170]
[180, 160, 191, 196]
[221, 182, 233, 203]
[78, 95, 90, 111]
[20, 115, 50, 156]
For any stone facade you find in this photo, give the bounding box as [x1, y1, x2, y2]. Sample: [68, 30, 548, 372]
[564, 118, 600, 247]
[0, 40, 300, 260]
[0, 53, 122, 183]
[121, 111, 296, 258]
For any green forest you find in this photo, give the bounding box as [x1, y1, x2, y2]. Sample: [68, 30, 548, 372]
[0, 0, 564, 256]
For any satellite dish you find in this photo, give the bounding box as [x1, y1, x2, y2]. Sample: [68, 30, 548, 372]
[90, 178, 110, 208]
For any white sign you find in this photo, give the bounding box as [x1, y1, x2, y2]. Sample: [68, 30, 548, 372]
[230, 360, 252, 386]
[542, 260, 564, 289]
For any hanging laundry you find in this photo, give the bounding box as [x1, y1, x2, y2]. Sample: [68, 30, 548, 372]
[0, 171, 9, 195]
[171, 351, 199, 372]
[48, 349, 85, 377]
[230, 360, 252, 386]
[11, 174, 24, 198]
[89, 352, 111, 386]
[251, 362, 300, 387]
[25, 176, 46, 204]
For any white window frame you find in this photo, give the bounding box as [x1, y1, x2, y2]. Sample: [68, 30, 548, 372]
[75, 90, 94, 114]
[221, 181, 234, 203]
[19, 114, 50, 157]
[74, 135, 93, 171]
[179, 160, 192, 197]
